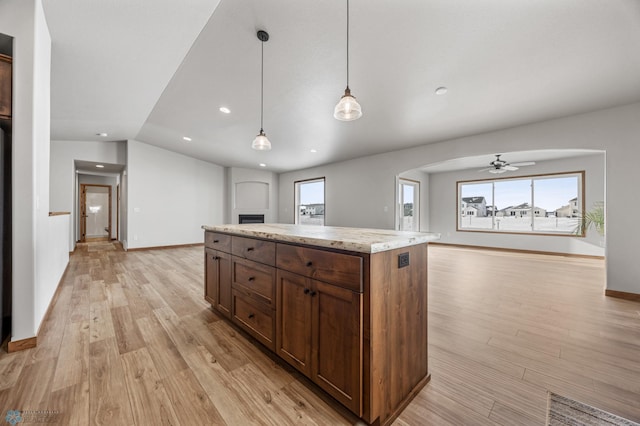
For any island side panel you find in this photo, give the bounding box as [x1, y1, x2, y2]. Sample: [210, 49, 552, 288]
[369, 243, 429, 425]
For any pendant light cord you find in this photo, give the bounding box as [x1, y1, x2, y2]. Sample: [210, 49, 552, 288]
[260, 39, 264, 132]
[346, 0, 350, 88]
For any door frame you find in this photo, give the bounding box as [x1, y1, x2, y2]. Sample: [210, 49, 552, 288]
[80, 183, 112, 242]
[397, 177, 420, 231]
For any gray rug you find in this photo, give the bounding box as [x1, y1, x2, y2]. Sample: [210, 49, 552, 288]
[547, 392, 640, 426]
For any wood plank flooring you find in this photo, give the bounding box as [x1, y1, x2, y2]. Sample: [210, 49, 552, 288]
[0, 242, 639, 425]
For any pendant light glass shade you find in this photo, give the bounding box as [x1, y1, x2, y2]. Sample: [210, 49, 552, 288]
[252, 129, 271, 150]
[253, 30, 272, 150]
[334, 87, 362, 121]
[335, 0, 362, 121]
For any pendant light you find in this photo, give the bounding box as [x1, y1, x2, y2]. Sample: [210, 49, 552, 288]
[252, 30, 271, 150]
[334, 0, 362, 121]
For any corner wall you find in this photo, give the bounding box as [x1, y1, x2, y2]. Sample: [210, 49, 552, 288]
[1, 0, 68, 340]
[278, 102, 640, 294]
[50, 140, 126, 248]
[126, 140, 225, 249]
[428, 153, 605, 256]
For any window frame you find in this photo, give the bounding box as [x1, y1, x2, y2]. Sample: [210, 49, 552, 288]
[294, 177, 326, 226]
[456, 171, 585, 237]
[397, 178, 420, 231]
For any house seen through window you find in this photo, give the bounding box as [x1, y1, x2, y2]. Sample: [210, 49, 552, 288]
[458, 172, 583, 235]
[295, 178, 325, 226]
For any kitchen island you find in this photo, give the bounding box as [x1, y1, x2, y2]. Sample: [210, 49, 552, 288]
[202, 224, 440, 425]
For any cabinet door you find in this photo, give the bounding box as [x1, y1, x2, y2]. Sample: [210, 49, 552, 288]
[0, 55, 10, 119]
[276, 270, 312, 376]
[312, 280, 363, 416]
[204, 249, 232, 319]
[216, 251, 232, 318]
[205, 249, 218, 306]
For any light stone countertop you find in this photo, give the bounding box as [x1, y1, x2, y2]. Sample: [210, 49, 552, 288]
[202, 223, 440, 254]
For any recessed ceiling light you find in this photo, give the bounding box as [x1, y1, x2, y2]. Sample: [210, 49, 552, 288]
[96, 164, 105, 168]
[219, 107, 231, 114]
[435, 87, 448, 95]
[96, 132, 108, 137]
[259, 163, 267, 167]
[310, 149, 317, 153]
[182, 136, 192, 142]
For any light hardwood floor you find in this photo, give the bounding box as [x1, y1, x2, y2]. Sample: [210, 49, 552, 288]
[0, 242, 639, 425]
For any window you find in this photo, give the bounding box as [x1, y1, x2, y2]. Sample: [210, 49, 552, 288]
[457, 172, 584, 235]
[398, 178, 420, 231]
[295, 178, 325, 226]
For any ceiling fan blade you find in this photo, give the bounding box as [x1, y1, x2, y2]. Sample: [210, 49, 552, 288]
[489, 168, 507, 174]
[510, 161, 535, 167]
[478, 168, 492, 172]
[503, 165, 519, 171]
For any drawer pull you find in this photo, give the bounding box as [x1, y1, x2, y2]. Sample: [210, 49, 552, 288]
[247, 247, 255, 252]
[248, 313, 255, 319]
[304, 288, 310, 295]
[213, 239, 220, 243]
[212, 256, 219, 260]
[306, 261, 313, 267]
[310, 291, 317, 297]
[248, 277, 255, 282]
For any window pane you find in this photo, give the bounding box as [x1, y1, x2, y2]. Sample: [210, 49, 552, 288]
[399, 179, 419, 231]
[296, 179, 325, 226]
[532, 176, 580, 232]
[459, 182, 493, 229]
[494, 179, 532, 232]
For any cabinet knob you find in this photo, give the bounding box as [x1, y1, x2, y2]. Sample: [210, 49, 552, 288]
[248, 313, 255, 319]
[303, 288, 310, 294]
[306, 261, 313, 267]
[212, 256, 219, 260]
[310, 291, 317, 297]
[247, 247, 255, 252]
[248, 277, 255, 282]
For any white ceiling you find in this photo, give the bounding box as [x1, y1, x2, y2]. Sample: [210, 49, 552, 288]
[43, 0, 640, 173]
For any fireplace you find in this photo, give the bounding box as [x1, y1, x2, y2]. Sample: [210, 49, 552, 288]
[238, 214, 265, 224]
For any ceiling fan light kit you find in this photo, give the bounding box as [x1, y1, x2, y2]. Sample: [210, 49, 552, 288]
[334, 0, 362, 121]
[252, 30, 272, 151]
[479, 154, 536, 173]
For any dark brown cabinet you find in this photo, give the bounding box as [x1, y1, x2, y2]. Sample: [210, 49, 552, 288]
[204, 229, 430, 426]
[276, 269, 362, 415]
[0, 55, 11, 120]
[204, 248, 231, 319]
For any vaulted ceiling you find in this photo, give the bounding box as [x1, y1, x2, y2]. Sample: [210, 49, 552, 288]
[42, 0, 640, 172]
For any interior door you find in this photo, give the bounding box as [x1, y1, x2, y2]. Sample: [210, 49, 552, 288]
[80, 184, 111, 242]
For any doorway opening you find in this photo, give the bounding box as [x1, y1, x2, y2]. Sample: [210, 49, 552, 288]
[80, 184, 112, 242]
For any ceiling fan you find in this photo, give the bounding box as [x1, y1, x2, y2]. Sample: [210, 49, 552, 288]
[478, 154, 536, 174]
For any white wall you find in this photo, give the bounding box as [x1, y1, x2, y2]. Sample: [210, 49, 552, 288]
[78, 174, 118, 240]
[428, 153, 605, 256]
[228, 167, 278, 224]
[126, 140, 224, 249]
[279, 102, 640, 294]
[50, 140, 126, 247]
[1, 0, 68, 340]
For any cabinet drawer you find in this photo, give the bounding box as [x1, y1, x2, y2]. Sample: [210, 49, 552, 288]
[232, 257, 275, 306]
[205, 232, 231, 252]
[232, 291, 274, 350]
[276, 244, 363, 292]
[232, 236, 275, 266]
